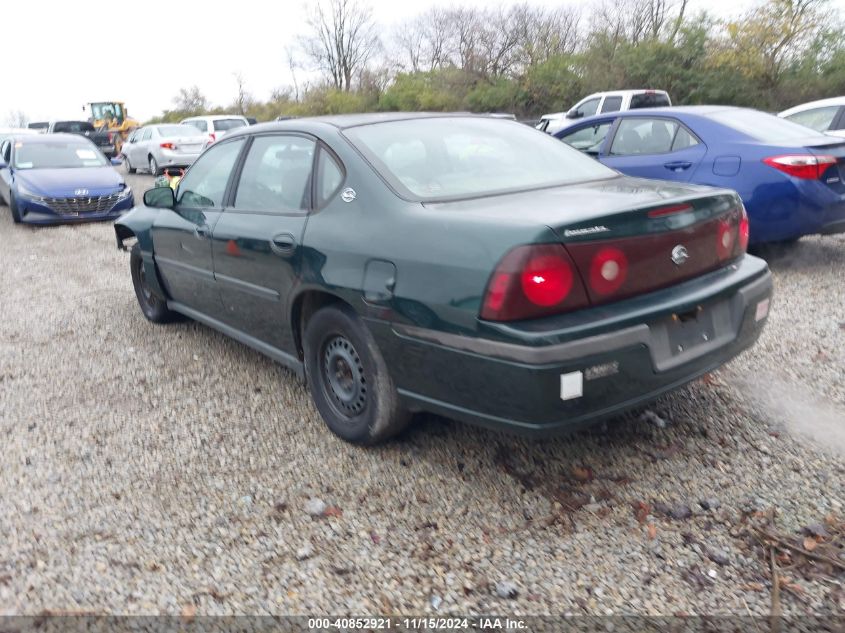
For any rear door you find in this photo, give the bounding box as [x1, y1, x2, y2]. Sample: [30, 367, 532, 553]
[211, 133, 322, 352]
[151, 136, 246, 317]
[601, 116, 707, 182]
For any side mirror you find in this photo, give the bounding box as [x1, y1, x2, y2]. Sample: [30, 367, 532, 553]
[567, 108, 583, 120]
[0, 160, 7, 170]
[143, 186, 176, 209]
[110, 157, 123, 166]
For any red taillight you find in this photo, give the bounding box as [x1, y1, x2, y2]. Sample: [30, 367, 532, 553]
[521, 253, 574, 306]
[107, 132, 114, 143]
[208, 133, 216, 144]
[588, 247, 628, 296]
[160, 142, 175, 150]
[763, 154, 837, 180]
[481, 244, 589, 321]
[738, 206, 750, 252]
[716, 218, 735, 260]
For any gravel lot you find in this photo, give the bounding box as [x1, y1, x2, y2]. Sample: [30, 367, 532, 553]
[1, 166, 843, 616]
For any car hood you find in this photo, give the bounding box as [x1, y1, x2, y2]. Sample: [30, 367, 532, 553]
[16, 167, 124, 197]
[423, 175, 733, 227]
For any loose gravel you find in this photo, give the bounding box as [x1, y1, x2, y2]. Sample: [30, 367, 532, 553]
[0, 168, 843, 616]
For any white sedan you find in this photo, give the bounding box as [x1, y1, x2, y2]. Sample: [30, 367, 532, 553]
[121, 124, 207, 175]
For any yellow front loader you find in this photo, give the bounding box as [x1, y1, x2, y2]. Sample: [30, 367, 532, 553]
[85, 101, 139, 155]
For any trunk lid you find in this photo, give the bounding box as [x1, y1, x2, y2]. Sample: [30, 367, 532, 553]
[557, 193, 743, 305]
[806, 138, 845, 195]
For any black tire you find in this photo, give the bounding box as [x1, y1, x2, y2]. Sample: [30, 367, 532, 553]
[304, 304, 410, 445]
[130, 243, 178, 323]
[125, 155, 136, 174]
[9, 192, 21, 223]
[149, 155, 160, 176]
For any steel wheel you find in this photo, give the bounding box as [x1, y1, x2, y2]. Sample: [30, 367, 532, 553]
[321, 335, 368, 418]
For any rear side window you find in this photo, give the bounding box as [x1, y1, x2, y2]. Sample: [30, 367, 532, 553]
[600, 97, 623, 113]
[141, 129, 152, 141]
[630, 93, 671, 109]
[317, 149, 344, 206]
[233, 135, 315, 212]
[783, 106, 840, 132]
[214, 119, 247, 132]
[559, 121, 613, 154]
[177, 138, 245, 208]
[610, 118, 679, 155]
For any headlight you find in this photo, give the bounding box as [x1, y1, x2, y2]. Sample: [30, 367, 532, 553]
[16, 182, 45, 200]
[118, 185, 132, 199]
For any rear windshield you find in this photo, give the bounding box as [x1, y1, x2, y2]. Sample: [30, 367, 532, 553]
[157, 125, 203, 137]
[706, 109, 827, 142]
[344, 117, 616, 200]
[630, 93, 671, 109]
[53, 121, 95, 133]
[13, 140, 107, 169]
[214, 119, 247, 131]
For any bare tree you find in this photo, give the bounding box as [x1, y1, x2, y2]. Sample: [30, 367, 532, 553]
[173, 86, 209, 113]
[285, 46, 302, 101]
[300, 0, 380, 91]
[233, 72, 254, 115]
[4, 110, 28, 127]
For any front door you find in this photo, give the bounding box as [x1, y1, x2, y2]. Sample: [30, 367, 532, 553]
[151, 136, 246, 317]
[601, 117, 707, 183]
[211, 133, 317, 352]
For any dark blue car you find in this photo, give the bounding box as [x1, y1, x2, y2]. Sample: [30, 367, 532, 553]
[555, 106, 845, 244]
[0, 133, 133, 224]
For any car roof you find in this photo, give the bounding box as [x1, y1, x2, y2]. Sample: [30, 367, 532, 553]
[221, 112, 506, 138]
[779, 96, 845, 116]
[10, 132, 93, 143]
[182, 114, 248, 121]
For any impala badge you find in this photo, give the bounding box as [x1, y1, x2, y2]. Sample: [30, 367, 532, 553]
[74, 189, 89, 196]
[671, 244, 689, 266]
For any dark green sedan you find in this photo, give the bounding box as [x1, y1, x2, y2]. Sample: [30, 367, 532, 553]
[115, 113, 772, 444]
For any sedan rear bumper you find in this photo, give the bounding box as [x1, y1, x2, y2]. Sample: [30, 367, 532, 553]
[369, 255, 772, 436]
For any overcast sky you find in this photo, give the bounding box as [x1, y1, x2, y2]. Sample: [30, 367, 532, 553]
[3, 0, 779, 123]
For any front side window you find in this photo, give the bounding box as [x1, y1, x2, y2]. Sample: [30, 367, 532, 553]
[213, 119, 248, 132]
[559, 121, 613, 154]
[184, 119, 208, 133]
[576, 98, 600, 118]
[176, 138, 245, 208]
[610, 118, 680, 155]
[784, 106, 840, 132]
[600, 97, 623, 113]
[13, 140, 107, 169]
[345, 117, 616, 200]
[233, 135, 315, 212]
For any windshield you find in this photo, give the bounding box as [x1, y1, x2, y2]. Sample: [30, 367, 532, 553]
[214, 119, 247, 131]
[344, 117, 616, 200]
[157, 125, 203, 137]
[91, 102, 124, 121]
[706, 109, 828, 142]
[13, 140, 108, 169]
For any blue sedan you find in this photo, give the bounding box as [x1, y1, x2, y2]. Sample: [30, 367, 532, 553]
[0, 133, 133, 224]
[555, 106, 845, 244]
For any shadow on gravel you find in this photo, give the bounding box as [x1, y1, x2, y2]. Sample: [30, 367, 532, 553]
[751, 236, 845, 273]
